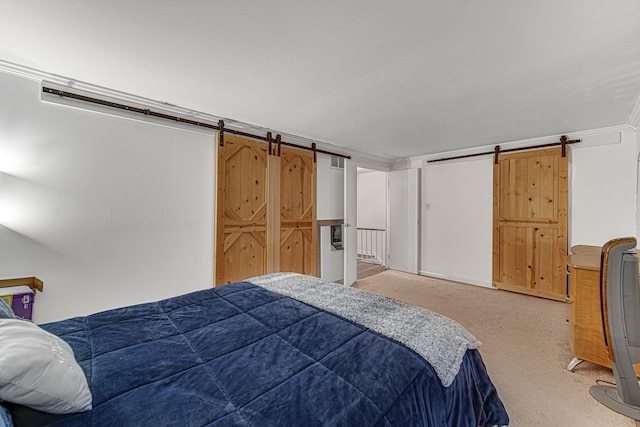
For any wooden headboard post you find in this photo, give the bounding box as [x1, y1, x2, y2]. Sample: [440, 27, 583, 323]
[0, 277, 44, 293]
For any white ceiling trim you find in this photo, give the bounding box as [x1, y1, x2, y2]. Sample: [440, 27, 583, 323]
[0, 59, 62, 83]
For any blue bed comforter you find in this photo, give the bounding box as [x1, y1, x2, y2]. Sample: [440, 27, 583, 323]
[10, 279, 508, 426]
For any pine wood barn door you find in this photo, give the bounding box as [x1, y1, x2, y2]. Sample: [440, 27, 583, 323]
[215, 134, 270, 285]
[215, 135, 317, 285]
[279, 146, 317, 276]
[493, 147, 568, 301]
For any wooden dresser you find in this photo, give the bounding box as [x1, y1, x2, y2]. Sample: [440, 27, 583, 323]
[566, 245, 640, 374]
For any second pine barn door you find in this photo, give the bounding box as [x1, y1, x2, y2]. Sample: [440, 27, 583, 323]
[278, 146, 317, 275]
[215, 134, 316, 285]
[492, 147, 568, 301]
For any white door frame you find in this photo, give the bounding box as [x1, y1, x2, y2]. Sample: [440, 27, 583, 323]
[343, 159, 358, 286]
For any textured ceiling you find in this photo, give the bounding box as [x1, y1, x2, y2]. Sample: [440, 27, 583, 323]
[1, 0, 639, 160]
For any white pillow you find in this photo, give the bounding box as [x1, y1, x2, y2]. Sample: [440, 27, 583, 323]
[0, 319, 92, 414]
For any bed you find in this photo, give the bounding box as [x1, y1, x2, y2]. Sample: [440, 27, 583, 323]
[1, 273, 509, 426]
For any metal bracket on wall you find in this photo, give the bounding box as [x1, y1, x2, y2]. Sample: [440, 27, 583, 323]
[218, 120, 225, 146]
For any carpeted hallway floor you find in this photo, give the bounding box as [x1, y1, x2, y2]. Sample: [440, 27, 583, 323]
[354, 269, 636, 427]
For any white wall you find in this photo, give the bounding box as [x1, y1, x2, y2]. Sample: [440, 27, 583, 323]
[638, 130, 640, 243]
[388, 169, 420, 274]
[0, 72, 215, 323]
[357, 170, 386, 229]
[419, 129, 638, 288]
[320, 227, 343, 282]
[316, 154, 344, 281]
[316, 154, 343, 220]
[421, 158, 494, 286]
[570, 131, 637, 246]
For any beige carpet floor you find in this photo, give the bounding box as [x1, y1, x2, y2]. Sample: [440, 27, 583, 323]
[354, 269, 636, 427]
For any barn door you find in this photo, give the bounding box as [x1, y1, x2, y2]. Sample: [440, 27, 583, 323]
[493, 147, 568, 301]
[215, 134, 270, 285]
[279, 146, 317, 276]
[215, 134, 317, 285]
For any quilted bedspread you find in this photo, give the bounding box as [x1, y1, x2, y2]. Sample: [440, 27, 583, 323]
[10, 277, 509, 426]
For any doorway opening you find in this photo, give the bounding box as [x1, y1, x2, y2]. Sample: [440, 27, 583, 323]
[356, 168, 388, 280]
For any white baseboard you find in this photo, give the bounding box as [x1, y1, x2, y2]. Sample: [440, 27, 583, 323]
[418, 270, 493, 289]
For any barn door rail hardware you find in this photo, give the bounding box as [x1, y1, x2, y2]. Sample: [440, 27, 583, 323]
[42, 86, 350, 159]
[428, 135, 580, 164]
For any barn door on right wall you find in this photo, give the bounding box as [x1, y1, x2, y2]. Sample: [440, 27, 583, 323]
[493, 147, 568, 301]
